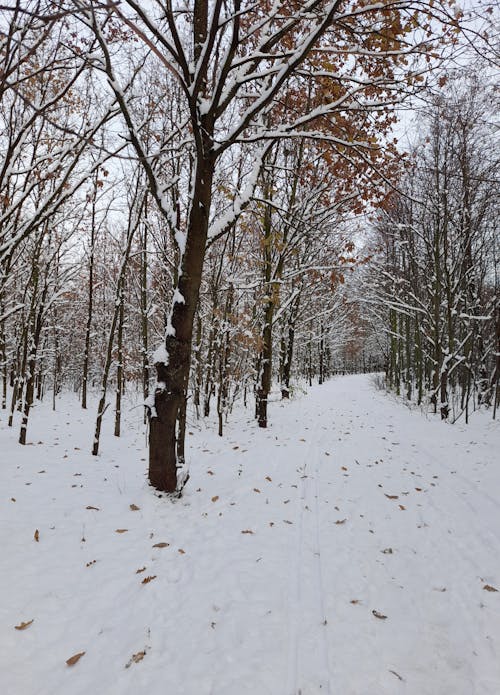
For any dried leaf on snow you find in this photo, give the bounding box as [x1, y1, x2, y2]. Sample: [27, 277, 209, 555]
[141, 575, 157, 584]
[125, 650, 146, 668]
[66, 652, 85, 666]
[15, 619, 34, 630]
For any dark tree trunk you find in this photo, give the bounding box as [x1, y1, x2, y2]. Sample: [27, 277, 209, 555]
[148, 159, 214, 493]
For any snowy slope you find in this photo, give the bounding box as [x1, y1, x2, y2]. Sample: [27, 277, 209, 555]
[1, 375, 499, 695]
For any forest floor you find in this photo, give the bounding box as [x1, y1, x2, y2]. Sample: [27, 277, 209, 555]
[1, 374, 499, 695]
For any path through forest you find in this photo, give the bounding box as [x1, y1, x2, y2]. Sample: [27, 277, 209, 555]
[1, 375, 499, 695]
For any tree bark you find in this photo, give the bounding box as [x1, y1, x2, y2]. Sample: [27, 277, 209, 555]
[148, 158, 213, 492]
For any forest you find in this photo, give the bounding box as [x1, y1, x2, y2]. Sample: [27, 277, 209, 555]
[1, 1, 498, 495]
[1, 2, 499, 694]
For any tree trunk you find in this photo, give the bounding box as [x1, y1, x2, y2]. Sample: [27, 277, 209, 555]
[148, 160, 213, 492]
[114, 286, 125, 437]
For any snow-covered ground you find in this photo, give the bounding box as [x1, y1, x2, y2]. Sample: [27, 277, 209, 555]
[1, 374, 499, 695]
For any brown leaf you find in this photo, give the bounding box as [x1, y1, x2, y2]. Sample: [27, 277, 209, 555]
[178, 548, 185, 554]
[129, 504, 140, 511]
[211, 496, 219, 503]
[141, 575, 157, 584]
[34, 529, 39, 542]
[86, 505, 100, 511]
[115, 529, 128, 533]
[253, 488, 261, 493]
[372, 610, 387, 620]
[152, 542, 169, 548]
[384, 494, 399, 500]
[350, 600, 360, 605]
[415, 487, 422, 492]
[15, 619, 34, 630]
[399, 505, 406, 510]
[265, 476, 272, 482]
[232, 446, 239, 450]
[125, 649, 147, 668]
[136, 567, 146, 574]
[283, 520, 293, 524]
[483, 584, 498, 592]
[241, 529, 254, 534]
[66, 652, 85, 666]
[207, 470, 214, 475]
[341, 466, 348, 471]
[335, 518, 347, 525]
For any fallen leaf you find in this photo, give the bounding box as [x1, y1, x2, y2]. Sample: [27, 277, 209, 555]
[350, 600, 360, 605]
[372, 610, 387, 620]
[86, 505, 100, 511]
[253, 488, 261, 493]
[325, 452, 330, 456]
[152, 542, 169, 548]
[415, 487, 422, 492]
[141, 575, 157, 584]
[299, 438, 306, 442]
[125, 650, 147, 668]
[115, 529, 128, 533]
[265, 476, 272, 482]
[211, 496, 219, 503]
[11, 498, 16, 502]
[483, 584, 498, 592]
[232, 446, 239, 450]
[341, 466, 347, 471]
[136, 567, 146, 574]
[384, 494, 399, 500]
[129, 504, 140, 511]
[335, 519, 347, 525]
[34, 529, 39, 542]
[15, 619, 34, 630]
[399, 505, 406, 510]
[178, 548, 185, 554]
[66, 652, 85, 666]
[207, 470, 214, 475]
[241, 529, 254, 534]
[283, 520, 293, 524]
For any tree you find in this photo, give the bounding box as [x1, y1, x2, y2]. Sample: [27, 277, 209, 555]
[366, 71, 499, 420]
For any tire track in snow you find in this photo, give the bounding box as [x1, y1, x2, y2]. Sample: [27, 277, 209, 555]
[285, 417, 332, 695]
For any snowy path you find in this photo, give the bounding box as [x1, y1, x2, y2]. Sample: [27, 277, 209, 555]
[1, 375, 499, 695]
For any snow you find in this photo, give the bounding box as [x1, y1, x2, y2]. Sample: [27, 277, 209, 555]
[1, 374, 499, 694]
[152, 344, 168, 365]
